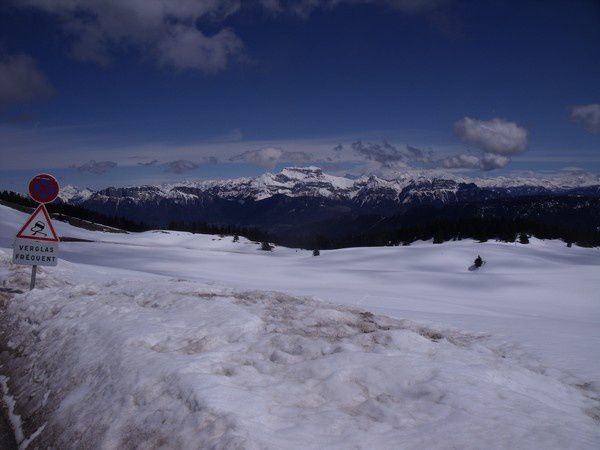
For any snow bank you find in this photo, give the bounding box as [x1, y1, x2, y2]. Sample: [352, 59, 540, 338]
[1, 255, 599, 449]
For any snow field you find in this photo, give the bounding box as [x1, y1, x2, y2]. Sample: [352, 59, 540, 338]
[0, 256, 599, 449]
[2, 204, 598, 385]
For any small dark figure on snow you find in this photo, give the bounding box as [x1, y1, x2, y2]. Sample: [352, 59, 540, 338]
[260, 241, 273, 251]
[474, 255, 483, 268]
[313, 249, 320, 256]
[233, 235, 239, 243]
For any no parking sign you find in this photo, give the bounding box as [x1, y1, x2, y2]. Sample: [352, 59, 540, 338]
[13, 174, 61, 289]
[28, 174, 60, 204]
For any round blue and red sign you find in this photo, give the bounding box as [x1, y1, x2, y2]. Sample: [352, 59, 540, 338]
[28, 174, 59, 204]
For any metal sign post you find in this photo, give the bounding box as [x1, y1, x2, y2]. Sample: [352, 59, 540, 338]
[13, 174, 60, 290]
[30, 265, 37, 290]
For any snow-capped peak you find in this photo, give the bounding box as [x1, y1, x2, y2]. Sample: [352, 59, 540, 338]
[58, 185, 94, 203]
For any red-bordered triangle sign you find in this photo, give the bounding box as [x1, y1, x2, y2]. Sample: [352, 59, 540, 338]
[16, 204, 59, 242]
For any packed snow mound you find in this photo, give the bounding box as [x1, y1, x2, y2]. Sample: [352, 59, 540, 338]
[1, 255, 599, 449]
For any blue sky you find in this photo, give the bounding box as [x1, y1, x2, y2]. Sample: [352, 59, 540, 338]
[0, 0, 599, 190]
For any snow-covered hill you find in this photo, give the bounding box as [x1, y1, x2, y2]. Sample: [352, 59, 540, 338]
[1, 204, 599, 448]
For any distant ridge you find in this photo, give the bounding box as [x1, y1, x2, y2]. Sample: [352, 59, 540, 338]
[52, 167, 600, 248]
[59, 166, 600, 206]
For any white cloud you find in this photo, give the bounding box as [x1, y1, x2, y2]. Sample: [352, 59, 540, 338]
[72, 160, 117, 174]
[155, 25, 243, 72]
[440, 153, 481, 169]
[11, 0, 448, 71]
[0, 54, 54, 109]
[351, 140, 431, 168]
[230, 147, 283, 168]
[454, 117, 528, 155]
[439, 152, 510, 171]
[561, 166, 585, 173]
[13, 0, 243, 72]
[570, 104, 600, 133]
[443, 116, 528, 171]
[479, 152, 511, 170]
[217, 128, 244, 142]
[164, 160, 199, 174]
[163, 156, 218, 174]
[138, 159, 159, 166]
[259, 0, 446, 17]
[381, 0, 446, 12]
[229, 147, 311, 168]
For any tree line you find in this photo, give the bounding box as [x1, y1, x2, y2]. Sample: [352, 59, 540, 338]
[301, 216, 599, 250]
[3, 189, 598, 249]
[1, 190, 148, 232]
[166, 220, 269, 243]
[1, 190, 270, 243]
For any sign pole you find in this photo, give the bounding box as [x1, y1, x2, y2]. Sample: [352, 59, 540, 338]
[30, 265, 37, 290]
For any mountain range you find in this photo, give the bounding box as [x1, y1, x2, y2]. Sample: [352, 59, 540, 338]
[57, 167, 600, 247]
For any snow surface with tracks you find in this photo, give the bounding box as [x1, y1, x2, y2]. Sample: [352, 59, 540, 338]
[0, 204, 599, 449]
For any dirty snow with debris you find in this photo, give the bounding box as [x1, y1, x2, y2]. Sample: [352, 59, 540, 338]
[1, 259, 599, 449]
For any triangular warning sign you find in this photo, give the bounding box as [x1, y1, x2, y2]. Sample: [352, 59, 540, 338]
[16, 204, 59, 242]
